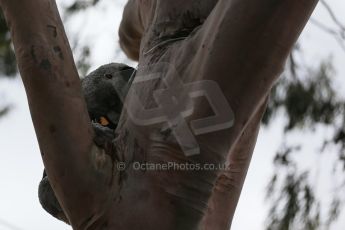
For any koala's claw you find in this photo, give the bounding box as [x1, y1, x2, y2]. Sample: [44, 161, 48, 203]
[92, 122, 116, 148]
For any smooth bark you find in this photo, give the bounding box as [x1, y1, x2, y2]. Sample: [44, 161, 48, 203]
[120, 0, 319, 229]
[0, 0, 118, 228]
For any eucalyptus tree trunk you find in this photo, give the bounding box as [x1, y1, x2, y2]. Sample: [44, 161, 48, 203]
[0, 0, 318, 229]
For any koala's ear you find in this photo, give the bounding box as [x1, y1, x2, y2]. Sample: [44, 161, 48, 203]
[116, 67, 136, 102]
[120, 66, 136, 82]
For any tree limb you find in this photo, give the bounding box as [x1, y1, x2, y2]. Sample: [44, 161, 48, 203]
[120, 0, 319, 229]
[0, 0, 117, 228]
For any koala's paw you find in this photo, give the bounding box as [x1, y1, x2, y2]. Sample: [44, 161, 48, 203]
[92, 122, 116, 148]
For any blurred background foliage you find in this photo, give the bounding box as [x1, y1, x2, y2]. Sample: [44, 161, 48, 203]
[0, 0, 344, 229]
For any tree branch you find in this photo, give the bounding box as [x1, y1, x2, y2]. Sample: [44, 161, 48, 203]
[320, 0, 345, 33]
[309, 18, 345, 52]
[118, 0, 319, 229]
[0, 0, 116, 228]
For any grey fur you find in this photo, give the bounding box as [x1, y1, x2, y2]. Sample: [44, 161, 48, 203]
[38, 63, 135, 223]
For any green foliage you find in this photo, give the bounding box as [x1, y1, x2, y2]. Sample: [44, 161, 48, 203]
[0, 11, 15, 119]
[0, 1, 96, 119]
[264, 53, 345, 229]
[263, 60, 343, 131]
[267, 171, 321, 230]
[0, 0, 99, 79]
[75, 45, 91, 77]
[266, 145, 321, 230]
[0, 105, 10, 118]
[65, 0, 100, 15]
[0, 11, 17, 77]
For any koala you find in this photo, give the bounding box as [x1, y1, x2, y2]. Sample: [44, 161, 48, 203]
[38, 63, 136, 223]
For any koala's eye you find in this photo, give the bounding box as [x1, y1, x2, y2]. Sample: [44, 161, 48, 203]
[104, 73, 113, 79]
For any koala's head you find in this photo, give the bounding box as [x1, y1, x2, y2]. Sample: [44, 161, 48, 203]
[39, 63, 136, 224]
[81, 63, 136, 129]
